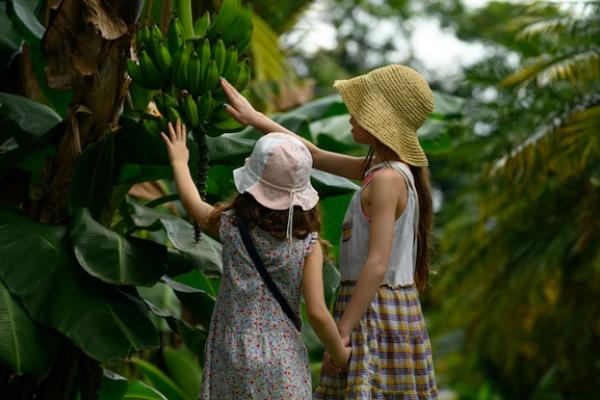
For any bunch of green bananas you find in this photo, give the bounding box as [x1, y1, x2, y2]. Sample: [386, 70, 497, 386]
[127, 0, 252, 137]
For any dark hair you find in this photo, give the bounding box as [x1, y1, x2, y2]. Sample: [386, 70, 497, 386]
[363, 140, 433, 293]
[208, 192, 322, 240]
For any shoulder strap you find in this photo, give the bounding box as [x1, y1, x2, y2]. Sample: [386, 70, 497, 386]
[236, 215, 302, 332]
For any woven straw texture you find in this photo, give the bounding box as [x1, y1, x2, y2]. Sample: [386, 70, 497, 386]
[334, 64, 434, 167]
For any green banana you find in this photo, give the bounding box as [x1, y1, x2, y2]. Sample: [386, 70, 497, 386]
[208, 0, 239, 40]
[167, 18, 185, 53]
[182, 94, 200, 127]
[197, 38, 211, 90]
[213, 39, 227, 75]
[167, 106, 182, 123]
[142, 118, 161, 136]
[225, 3, 253, 45]
[175, 50, 191, 89]
[188, 53, 202, 95]
[136, 27, 152, 50]
[237, 22, 253, 54]
[154, 93, 167, 116]
[205, 59, 220, 91]
[193, 11, 211, 38]
[150, 25, 165, 45]
[153, 43, 173, 77]
[197, 93, 212, 122]
[222, 45, 238, 82]
[126, 59, 151, 88]
[211, 102, 231, 122]
[139, 50, 167, 89]
[164, 93, 178, 109]
[234, 57, 251, 90]
[212, 117, 244, 132]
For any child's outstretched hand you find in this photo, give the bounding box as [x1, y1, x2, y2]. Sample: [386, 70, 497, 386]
[220, 77, 259, 126]
[160, 119, 189, 165]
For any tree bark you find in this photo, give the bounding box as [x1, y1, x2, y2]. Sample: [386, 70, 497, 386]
[30, 0, 143, 224]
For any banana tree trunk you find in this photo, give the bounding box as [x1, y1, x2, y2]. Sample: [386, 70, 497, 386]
[31, 0, 143, 225]
[13, 0, 144, 398]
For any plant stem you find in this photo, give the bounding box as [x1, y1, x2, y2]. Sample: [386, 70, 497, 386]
[192, 126, 209, 241]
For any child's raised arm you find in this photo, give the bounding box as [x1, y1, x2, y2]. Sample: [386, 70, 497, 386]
[302, 240, 351, 369]
[220, 78, 366, 181]
[161, 119, 216, 234]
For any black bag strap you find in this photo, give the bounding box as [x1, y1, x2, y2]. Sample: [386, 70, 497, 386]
[236, 215, 302, 332]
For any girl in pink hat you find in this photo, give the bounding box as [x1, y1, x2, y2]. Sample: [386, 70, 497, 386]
[161, 119, 351, 399]
[221, 64, 438, 400]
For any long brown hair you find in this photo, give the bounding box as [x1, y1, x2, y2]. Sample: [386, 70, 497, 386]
[364, 140, 433, 293]
[208, 192, 322, 240]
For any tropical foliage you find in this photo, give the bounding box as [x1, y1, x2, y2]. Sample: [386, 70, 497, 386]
[427, 2, 600, 399]
[1, 0, 598, 399]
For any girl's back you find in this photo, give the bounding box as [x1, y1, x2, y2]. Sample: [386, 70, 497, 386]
[201, 210, 317, 399]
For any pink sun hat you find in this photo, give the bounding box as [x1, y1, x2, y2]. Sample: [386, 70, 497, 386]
[233, 132, 319, 213]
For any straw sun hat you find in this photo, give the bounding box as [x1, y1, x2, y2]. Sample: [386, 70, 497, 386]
[333, 64, 434, 167]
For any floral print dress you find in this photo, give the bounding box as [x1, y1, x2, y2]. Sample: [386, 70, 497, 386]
[200, 210, 318, 400]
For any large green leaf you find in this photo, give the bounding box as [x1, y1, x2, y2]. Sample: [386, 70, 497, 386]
[0, 207, 159, 362]
[163, 347, 202, 399]
[0, 3, 23, 69]
[162, 276, 215, 331]
[8, 0, 44, 43]
[97, 370, 128, 400]
[143, 299, 207, 359]
[125, 381, 169, 400]
[311, 169, 360, 196]
[127, 198, 223, 274]
[69, 136, 116, 220]
[131, 357, 187, 400]
[0, 92, 61, 145]
[71, 208, 167, 286]
[0, 279, 57, 377]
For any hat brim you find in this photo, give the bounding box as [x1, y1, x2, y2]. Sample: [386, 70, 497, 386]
[334, 75, 429, 167]
[233, 164, 319, 211]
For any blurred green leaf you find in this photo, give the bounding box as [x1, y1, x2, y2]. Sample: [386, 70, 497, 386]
[163, 347, 202, 399]
[131, 357, 187, 400]
[97, 370, 128, 400]
[0, 279, 57, 377]
[125, 380, 169, 400]
[70, 208, 167, 286]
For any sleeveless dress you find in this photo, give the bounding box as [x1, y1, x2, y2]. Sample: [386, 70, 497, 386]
[201, 210, 318, 400]
[315, 161, 438, 400]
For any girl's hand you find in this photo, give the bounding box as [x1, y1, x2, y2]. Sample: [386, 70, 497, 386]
[220, 78, 260, 125]
[160, 119, 189, 165]
[331, 345, 352, 371]
[321, 351, 341, 374]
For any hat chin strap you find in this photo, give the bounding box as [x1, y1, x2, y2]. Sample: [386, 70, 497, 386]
[286, 189, 295, 242]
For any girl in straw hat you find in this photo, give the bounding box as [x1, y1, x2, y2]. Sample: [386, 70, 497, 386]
[221, 63, 438, 399]
[161, 119, 351, 399]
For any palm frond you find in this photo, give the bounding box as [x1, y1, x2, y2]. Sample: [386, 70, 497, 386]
[501, 46, 600, 87]
[250, 13, 295, 83]
[516, 16, 600, 41]
[488, 100, 600, 206]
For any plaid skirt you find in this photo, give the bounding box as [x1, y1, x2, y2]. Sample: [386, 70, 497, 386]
[314, 282, 438, 400]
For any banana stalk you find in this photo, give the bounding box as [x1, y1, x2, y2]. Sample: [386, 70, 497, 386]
[192, 126, 209, 241]
[176, 0, 195, 40]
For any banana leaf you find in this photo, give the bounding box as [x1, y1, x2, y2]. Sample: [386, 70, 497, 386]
[131, 357, 187, 400]
[0, 207, 159, 362]
[126, 198, 223, 274]
[70, 208, 167, 286]
[0, 279, 58, 378]
[163, 346, 202, 399]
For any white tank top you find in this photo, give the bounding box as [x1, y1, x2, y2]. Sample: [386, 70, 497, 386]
[338, 161, 418, 287]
